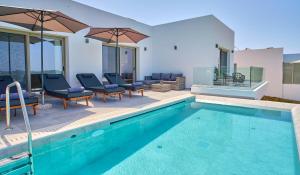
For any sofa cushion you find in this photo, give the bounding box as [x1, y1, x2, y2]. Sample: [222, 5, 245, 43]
[170, 73, 183, 81]
[161, 73, 171, 81]
[152, 73, 161, 80]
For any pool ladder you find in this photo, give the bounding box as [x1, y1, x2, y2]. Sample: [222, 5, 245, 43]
[0, 81, 34, 175]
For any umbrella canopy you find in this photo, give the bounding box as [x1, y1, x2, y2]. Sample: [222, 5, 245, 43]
[85, 28, 149, 44]
[0, 5, 89, 104]
[0, 5, 88, 32]
[85, 28, 149, 81]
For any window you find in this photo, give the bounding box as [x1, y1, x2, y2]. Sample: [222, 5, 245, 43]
[30, 36, 64, 90]
[293, 63, 300, 84]
[29, 36, 64, 74]
[0, 32, 27, 88]
[283, 63, 300, 84]
[0, 29, 65, 91]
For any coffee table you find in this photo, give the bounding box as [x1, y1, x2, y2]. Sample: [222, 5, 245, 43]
[151, 83, 171, 92]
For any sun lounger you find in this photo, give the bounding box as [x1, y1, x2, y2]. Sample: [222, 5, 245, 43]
[104, 73, 144, 97]
[76, 73, 125, 102]
[0, 75, 38, 115]
[43, 74, 93, 109]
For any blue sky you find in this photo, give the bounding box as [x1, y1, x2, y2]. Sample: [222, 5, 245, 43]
[74, 0, 300, 53]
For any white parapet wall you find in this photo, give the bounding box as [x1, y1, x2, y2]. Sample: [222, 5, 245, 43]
[283, 84, 300, 101]
[191, 81, 268, 100]
[234, 48, 283, 98]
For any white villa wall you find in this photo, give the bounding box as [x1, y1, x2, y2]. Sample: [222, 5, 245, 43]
[283, 84, 300, 101]
[152, 16, 234, 87]
[0, 0, 234, 89]
[234, 48, 283, 98]
[0, 0, 153, 86]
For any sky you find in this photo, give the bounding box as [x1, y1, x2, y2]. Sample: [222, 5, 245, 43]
[74, 0, 300, 54]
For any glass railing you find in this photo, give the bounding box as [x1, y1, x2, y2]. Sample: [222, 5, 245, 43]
[193, 66, 264, 89]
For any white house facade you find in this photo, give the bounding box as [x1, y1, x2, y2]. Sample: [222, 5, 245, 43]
[0, 0, 234, 90]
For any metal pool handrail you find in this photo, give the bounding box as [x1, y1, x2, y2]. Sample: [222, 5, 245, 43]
[5, 81, 34, 174]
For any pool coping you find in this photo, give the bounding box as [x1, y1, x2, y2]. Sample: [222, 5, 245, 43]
[1, 94, 300, 160]
[0, 94, 195, 157]
[292, 107, 300, 159]
[196, 97, 300, 159]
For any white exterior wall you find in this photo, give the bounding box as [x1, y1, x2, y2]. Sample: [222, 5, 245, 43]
[283, 84, 300, 101]
[0, 0, 234, 88]
[152, 16, 234, 87]
[0, 0, 153, 86]
[234, 48, 283, 98]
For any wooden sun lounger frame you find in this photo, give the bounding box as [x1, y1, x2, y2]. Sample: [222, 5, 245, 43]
[0, 102, 38, 116]
[127, 89, 144, 97]
[94, 91, 124, 102]
[45, 92, 92, 109]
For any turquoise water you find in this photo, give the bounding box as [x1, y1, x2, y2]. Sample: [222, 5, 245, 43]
[32, 102, 299, 175]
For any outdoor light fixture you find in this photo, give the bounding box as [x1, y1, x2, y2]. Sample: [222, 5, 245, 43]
[85, 38, 89, 44]
[144, 47, 147, 51]
[231, 50, 234, 53]
[174, 45, 178, 50]
[215, 44, 219, 48]
[125, 50, 128, 55]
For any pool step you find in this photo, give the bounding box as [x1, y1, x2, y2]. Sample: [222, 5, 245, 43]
[0, 152, 32, 175]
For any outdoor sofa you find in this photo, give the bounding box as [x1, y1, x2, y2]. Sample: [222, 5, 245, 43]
[144, 73, 185, 90]
[76, 73, 125, 102]
[0, 75, 38, 116]
[104, 73, 144, 97]
[43, 74, 93, 109]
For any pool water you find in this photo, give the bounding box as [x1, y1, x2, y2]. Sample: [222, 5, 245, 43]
[32, 101, 300, 175]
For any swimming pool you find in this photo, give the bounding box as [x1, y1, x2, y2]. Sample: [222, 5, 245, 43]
[5, 100, 300, 174]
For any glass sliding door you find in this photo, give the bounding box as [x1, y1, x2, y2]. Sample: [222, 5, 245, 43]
[0, 33, 9, 75]
[102, 45, 137, 82]
[120, 47, 136, 83]
[0, 32, 27, 88]
[219, 49, 229, 77]
[102, 45, 118, 74]
[30, 36, 64, 90]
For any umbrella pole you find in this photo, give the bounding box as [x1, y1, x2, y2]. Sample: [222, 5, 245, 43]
[41, 11, 45, 104]
[115, 29, 119, 83]
[8, 34, 11, 75]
